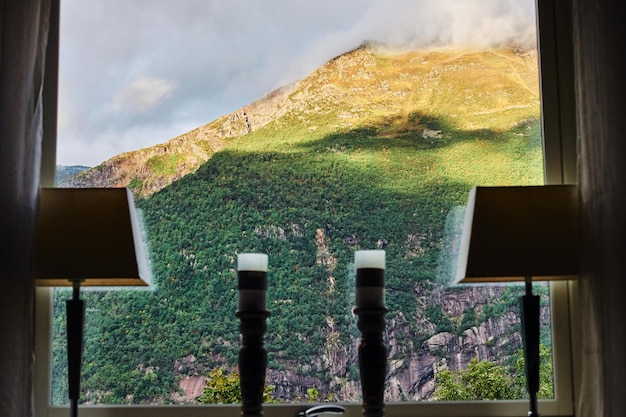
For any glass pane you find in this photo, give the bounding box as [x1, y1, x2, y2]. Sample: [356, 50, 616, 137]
[53, 0, 550, 406]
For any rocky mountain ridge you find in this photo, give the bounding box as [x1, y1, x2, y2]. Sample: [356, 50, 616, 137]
[60, 81, 296, 196]
[62, 44, 538, 199]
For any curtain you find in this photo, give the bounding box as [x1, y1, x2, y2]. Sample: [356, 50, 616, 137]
[573, 0, 626, 416]
[0, 1, 50, 416]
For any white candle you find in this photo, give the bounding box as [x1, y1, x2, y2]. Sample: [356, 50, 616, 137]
[355, 250, 386, 270]
[355, 250, 386, 308]
[237, 253, 268, 311]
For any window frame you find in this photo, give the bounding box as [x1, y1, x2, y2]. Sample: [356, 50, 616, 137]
[35, 0, 578, 416]
[34, 283, 575, 417]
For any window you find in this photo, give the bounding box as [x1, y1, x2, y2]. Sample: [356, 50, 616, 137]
[36, 1, 577, 416]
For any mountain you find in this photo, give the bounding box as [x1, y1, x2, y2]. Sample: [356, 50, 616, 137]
[52, 44, 548, 405]
[60, 81, 296, 197]
[62, 44, 540, 198]
[55, 164, 90, 185]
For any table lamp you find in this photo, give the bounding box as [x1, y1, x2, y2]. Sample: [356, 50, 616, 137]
[454, 184, 579, 417]
[35, 187, 150, 417]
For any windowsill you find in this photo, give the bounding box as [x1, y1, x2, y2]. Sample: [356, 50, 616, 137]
[42, 401, 572, 417]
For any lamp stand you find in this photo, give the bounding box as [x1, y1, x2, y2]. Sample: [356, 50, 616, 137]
[66, 280, 85, 417]
[236, 310, 270, 417]
[520, 276, 540, 417]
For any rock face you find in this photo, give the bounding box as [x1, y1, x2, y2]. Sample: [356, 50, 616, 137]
[60, 84, 295, 197]
[61, 83, 295, 198]
[173, 284, 546, 403]
[388, 286, 530, 401]
[176, 375, 207, 403]
[260, 284, 545, 402]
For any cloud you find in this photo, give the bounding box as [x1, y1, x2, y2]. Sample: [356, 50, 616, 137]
[107, 76, 177, 114]
[280, 0, 536, 83]
[57, 0, 538, 167]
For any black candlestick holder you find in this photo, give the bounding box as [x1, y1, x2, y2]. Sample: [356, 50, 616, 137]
[236, 310, 270, 417]
[354, 305, 388, 417]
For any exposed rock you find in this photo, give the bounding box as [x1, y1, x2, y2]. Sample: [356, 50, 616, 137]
[62, 83, 296, 198]
[175, 375, 207, 403]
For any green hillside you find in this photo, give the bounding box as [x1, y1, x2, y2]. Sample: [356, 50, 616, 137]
[51, 45, 546, 404]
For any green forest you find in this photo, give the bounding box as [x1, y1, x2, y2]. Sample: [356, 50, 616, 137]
[51, 46, 548, 405]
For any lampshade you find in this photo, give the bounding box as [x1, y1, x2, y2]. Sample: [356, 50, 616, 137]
[35, 187, 150, 287]
[455, 184, 579, 283]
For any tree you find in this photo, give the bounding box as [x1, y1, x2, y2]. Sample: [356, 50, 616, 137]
[434, 345, 554, 401]
[306, 387, 319, 403]
[513, 344, 554, 399]
[434, 358, 515, 400]
[198, 368, 278, 404]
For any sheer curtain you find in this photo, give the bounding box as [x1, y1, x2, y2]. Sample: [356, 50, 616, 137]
[0, 1, 51, 417]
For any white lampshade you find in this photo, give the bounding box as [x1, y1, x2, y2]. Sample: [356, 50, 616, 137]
[455, 185, 579, 283]
[35, 187, 150, 287]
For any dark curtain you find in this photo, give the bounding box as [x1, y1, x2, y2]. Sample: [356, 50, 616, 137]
[0, 1, 50, 416]
[573, 0, 626, 416]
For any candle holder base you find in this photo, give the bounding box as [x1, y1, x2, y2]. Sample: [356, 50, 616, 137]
[236, 310, 270, 417]
[354, 305, 388, 417]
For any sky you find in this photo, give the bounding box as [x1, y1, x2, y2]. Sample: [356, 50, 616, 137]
[57, 0, 537, 167]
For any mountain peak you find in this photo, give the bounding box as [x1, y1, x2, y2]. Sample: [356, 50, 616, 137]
[63, 45, 538, 198]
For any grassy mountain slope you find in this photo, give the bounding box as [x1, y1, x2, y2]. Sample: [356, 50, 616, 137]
[63, 45, 540, 197]
[53, 44, 546, 405]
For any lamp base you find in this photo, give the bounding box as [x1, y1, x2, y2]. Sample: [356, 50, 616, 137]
[66, 280, 85, 417]
[521, 277, 540, 417]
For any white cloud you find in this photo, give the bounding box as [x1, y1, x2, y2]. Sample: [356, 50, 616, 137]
[57, 0, 538, 167]
[107, 76, 177, 114]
